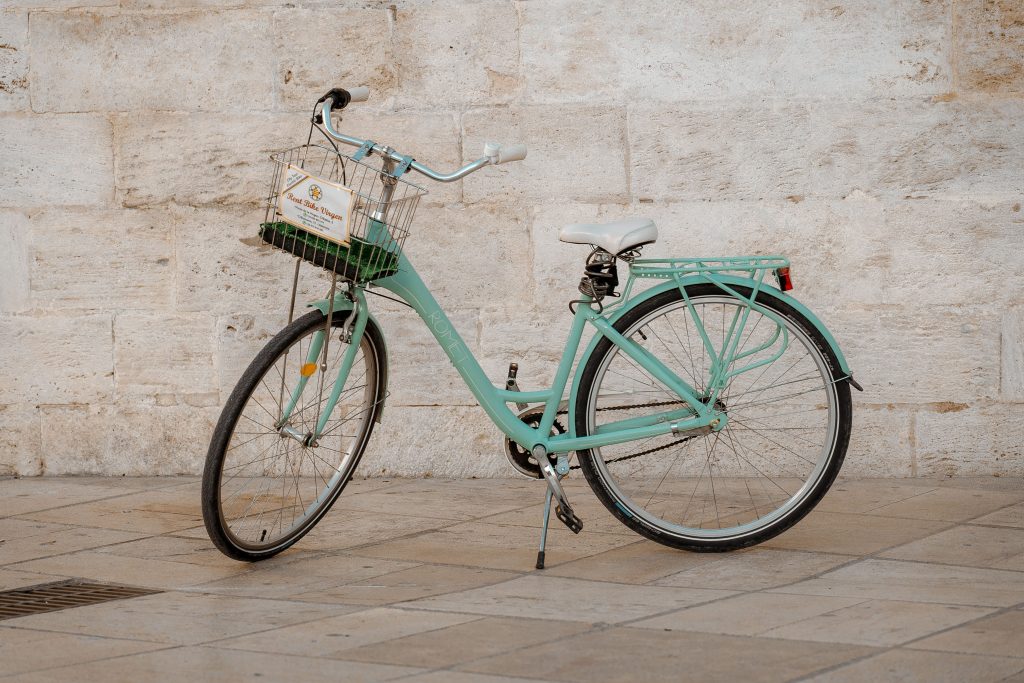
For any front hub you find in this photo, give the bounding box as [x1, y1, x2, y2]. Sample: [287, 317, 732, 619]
[279, 424, 317, 447]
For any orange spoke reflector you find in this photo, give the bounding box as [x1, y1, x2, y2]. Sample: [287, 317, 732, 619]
[301, 363, 317, 377]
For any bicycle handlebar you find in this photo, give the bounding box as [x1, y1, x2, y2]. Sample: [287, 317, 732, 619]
[318, 87, 526, 183]
[347, 86, 369, 103]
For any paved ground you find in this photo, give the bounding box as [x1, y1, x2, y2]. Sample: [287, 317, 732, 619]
[1, 476, 1024, 682]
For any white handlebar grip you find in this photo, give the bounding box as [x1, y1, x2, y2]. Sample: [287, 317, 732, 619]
[496, 144, 527, 164]
[348, 86, 370, 103]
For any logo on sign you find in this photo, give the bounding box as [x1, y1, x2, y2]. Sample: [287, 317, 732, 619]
[308, 184, 322, 201]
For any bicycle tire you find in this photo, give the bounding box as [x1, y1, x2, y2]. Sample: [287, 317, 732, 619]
[574, 284, 852, 551]
[202, 309, 387, 561]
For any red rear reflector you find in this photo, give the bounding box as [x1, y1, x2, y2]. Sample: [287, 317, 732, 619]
[776, 267, 793, 291]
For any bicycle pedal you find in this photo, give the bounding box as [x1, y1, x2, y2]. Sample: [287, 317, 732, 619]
[555, 504, 583, 534]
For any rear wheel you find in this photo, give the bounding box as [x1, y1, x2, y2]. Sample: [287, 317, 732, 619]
[202, 309, 386, 561]
[574, 284, 851, 551]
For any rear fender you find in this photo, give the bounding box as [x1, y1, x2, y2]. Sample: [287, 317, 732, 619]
[567, 276, 854, 437]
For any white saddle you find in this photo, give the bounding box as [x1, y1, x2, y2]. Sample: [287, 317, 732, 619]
[558, 217, 658, 255]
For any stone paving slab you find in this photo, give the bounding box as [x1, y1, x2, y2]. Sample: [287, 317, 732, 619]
[879, 524, 1024, 569]
[770, 558, 1024, 608]
[0, 627, 166, 678]
[759, 509, 952, 555]
[459, 627, 877, 683]
[403, 574, 736, 624]
[0, 647, 423, 683]
[760, 600, 994, 647]
[0, 476, 1023, 682]
[631, 592, 867, 636]
[908, 609, 1024, 659]
[650, 548, 852, 591]
[801, 649, 1024, 683]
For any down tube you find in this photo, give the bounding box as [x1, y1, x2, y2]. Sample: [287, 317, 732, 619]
[375, 258, 538, 449]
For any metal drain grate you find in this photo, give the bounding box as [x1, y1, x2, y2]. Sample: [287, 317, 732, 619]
[0, 580, 162, 620]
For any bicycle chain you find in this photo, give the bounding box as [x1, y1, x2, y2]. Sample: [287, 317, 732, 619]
[551, 399, 701, 470]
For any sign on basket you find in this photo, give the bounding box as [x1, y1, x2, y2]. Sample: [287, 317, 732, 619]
[277, 164, 355, 245]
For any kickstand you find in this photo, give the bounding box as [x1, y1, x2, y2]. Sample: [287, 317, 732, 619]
[536, 487, 554, 569]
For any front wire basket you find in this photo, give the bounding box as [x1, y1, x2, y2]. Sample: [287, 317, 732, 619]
[260, 144, 427, 282]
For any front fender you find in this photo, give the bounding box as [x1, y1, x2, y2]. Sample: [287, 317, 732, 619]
[567, 276, 853, 436]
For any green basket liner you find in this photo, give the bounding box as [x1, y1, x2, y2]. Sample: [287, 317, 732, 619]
[259, 221, 399, 281]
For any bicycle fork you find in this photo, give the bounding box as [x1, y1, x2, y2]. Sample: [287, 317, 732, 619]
[276, 290, 369, 446]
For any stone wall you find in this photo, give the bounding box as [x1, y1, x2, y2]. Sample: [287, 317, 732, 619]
[1, 0, 1022, 477]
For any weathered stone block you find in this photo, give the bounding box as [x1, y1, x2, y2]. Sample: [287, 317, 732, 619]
[629, 103, 814, 201]
[392, 0, 520, 106]
[0, 12, 29, 111]
[631, 100, 1024, 202]
[478, 307, 572, 384]
[0, 210, 30, 312]
[215, 312, 289, 399]
[273, 8, 394, 112]
[113, 113, 303, 208]
[362, 405, 513, 478]
[462, 105, 629, 204]
[5, 0, 114, 8]
[1002, 307, 1024, 401]
[374, 308, 480, 407]
[835, 306, 1000, 403]
[120, 0, 286, 9]
[841, 404, 914, 477]
[0, 114, 113, 207]
[807, 99, 1024, 199]
[28, 209, 173, 311]
[402, 203, 532, 309]
[39, 403, 218, 475]
[886, 200, 1024, 306]
[114, 312, 218, 399]
[954, 0, 1024, 94]
[173, 205, 335, 314]
[30, 11, 274, 112]
[916, 403, 1024, 476]
[0, 313, 113, 404]
[521, 0, 950, 101]
[114, 109, 461, 208]
[0, 403, 41, 476]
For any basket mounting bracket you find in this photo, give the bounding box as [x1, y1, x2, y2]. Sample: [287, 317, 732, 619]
[391, 155, 414, 179]
[352, 140, 376, 162]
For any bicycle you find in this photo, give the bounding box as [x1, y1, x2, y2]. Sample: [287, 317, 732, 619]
[202, 86, 862, 568]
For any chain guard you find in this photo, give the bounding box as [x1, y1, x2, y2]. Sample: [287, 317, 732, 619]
[505, 398, 711, 476]
[504, 407, 566, 479]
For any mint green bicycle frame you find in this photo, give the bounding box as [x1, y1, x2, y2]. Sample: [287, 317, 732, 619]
[284, 248, 853, 456]
[271, 93, 854, 458]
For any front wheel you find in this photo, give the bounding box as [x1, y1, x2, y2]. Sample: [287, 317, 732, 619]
[202, 309, 387, 561]
[574, 284, 852, 551]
